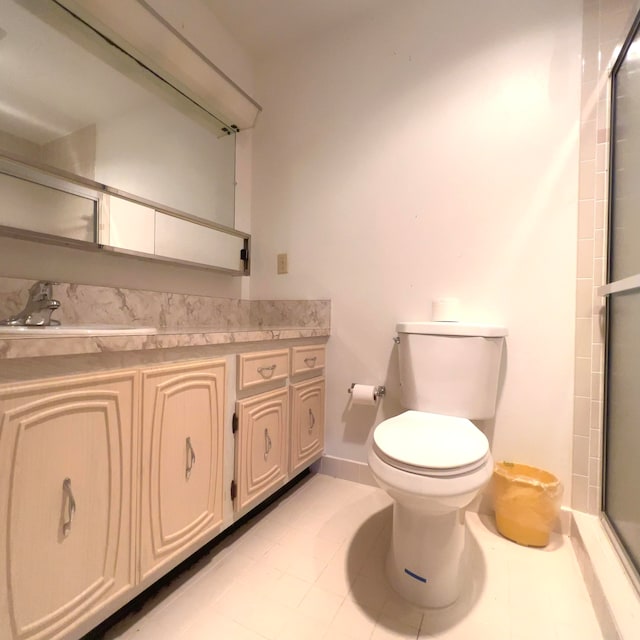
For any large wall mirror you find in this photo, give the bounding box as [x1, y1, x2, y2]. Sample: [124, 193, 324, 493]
[0, 0, 249, 274]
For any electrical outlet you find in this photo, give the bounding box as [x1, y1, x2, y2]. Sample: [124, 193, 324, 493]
[277, 253, 288, 274]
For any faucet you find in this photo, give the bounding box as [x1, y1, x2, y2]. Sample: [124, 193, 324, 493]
[0, 281, 61, 326]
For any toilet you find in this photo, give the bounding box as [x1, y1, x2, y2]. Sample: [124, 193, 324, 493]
[368, 321, 507, 608]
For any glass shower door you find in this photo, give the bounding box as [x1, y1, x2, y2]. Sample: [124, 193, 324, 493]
[601, 11, 640, 586]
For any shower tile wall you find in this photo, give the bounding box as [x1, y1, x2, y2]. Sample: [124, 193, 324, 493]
[574, 0, 640, 514]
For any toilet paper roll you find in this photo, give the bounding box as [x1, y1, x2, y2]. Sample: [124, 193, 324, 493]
[432, 298, 460, 322]
[350, 384, 379, 406]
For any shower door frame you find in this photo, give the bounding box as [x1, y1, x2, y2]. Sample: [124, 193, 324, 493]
[599, 6, 640, 596]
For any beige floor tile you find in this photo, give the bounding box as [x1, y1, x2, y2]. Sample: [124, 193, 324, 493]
[348, 572, 394, 610]
[240, 598, 296, 639]
[188, 611, 268, 640]
[283, 546, 332, 582]
[276, 609, 330, 640]
[96, 474, 605, 640]
[297, 584, 345, 625]
[315, 555, 353, 596]
[372, 614, 420, 639]
[379, 593, 424, 631]
[233, 530, 277, 560]
[324, 597, 379, 639]
[268, 573, 313, 608]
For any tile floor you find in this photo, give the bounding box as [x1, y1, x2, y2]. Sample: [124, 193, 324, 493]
[102, 474, 603, 640]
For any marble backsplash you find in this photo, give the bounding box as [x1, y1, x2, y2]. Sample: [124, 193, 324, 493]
[0, 277, 330, 331]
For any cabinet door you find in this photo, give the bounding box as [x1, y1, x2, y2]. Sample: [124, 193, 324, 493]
[0, 371, 137, 640]
[290, 377, 325, 475]
[140, 360, 225, 582]
[235, 388, 288, 512]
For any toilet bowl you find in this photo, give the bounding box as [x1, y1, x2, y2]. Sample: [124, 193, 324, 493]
[369, 411, 493, 608]
[368, 321, 506, 608]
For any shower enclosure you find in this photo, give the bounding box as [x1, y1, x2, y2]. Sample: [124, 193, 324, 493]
[601, 8, 640, 592]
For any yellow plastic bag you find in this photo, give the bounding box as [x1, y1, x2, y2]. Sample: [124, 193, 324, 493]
[492, 462, 563, 547]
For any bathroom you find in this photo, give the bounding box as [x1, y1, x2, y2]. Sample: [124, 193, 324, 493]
[0, 0, 638, 638]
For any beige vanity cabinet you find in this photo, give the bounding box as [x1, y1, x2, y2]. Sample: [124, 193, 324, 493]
[139, 360, 225, 583]
[234, 387, 289, 512]
[290, 377, 326, 475]
[0, 370, 137, 640]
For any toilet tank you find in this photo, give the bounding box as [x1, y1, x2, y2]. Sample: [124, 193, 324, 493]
[396, 322, 507, 420]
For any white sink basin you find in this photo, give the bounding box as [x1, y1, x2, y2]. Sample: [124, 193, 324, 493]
[0, 324, 157, 337]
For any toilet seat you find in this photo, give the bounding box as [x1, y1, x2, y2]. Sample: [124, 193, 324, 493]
[372, 411, 489, 477]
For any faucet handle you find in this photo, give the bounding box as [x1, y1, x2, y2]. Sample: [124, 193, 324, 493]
[29, 281, 58, 300]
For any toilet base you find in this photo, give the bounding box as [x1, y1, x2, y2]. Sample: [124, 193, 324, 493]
[386, 502, 467, 608]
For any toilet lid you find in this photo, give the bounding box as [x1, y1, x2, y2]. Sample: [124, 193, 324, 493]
[373, 411, 489, 472]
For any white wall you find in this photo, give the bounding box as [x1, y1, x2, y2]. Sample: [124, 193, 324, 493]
[250, 0, 582, 499]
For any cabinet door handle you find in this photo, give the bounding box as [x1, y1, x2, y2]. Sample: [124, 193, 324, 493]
[257, 364, 276, 379]
[308, 408, 316, 433]
[303, 356, 317, 368]
[186, 436, 196, 480]
[264, 428, 272, 460]
[62, 477, 76, 538]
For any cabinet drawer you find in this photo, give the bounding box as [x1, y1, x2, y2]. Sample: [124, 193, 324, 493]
[237, 349, 289, 391]
[290, 345, 326, 376]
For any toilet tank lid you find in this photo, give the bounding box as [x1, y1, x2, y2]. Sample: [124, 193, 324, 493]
[396, 322, 508, 337]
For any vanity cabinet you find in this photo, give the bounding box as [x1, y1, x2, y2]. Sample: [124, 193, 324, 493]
[139, 360, 225, 583]
[0, 370, 137, 640]
[290, 377, 326, 475]
[0, 341, 325, 639]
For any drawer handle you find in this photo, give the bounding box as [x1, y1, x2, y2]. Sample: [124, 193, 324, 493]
[62, 477, 76, 538]
[264, 428, 272, 460]
[303, 356, 318, 368]
[257, 364, 277, 379]
[186, 436, 196, 480]
[308, 408, 316, 433]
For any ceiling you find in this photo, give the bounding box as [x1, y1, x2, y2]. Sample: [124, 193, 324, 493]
[203, 0, 386, 57]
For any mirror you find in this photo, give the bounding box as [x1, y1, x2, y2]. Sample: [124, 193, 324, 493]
[0, 0, 248, 274]
[0, 168, 96, 243]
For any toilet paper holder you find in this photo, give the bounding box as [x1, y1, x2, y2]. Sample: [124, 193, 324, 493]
[348, 383, 386, 397]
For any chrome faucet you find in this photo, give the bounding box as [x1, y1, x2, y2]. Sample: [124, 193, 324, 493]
[0, 281, 61, 326]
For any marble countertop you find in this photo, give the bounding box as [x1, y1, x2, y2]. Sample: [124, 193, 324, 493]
[0, 325, 330, 359]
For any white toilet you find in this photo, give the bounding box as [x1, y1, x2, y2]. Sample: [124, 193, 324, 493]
[368, 321, 507, 608]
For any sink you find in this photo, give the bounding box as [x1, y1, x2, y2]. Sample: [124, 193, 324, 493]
[0, 324, 157, 337]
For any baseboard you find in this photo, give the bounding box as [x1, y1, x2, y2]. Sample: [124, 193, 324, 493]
[314, 455, 377, 487]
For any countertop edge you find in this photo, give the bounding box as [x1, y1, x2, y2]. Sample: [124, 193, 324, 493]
[0, 327, 331, 360]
